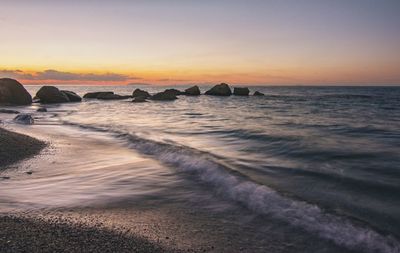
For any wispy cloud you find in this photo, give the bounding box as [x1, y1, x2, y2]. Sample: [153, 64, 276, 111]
[0, 69, 141, 82]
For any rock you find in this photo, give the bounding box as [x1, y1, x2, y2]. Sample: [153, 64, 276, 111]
[253, 91, 265, 96]
[37, 107, 47, 112]
[0, 78, 32, 105]
[96, 93, 131, 100]
[132, 97, 148, 103]
[13, 114, 34, 125]
[205, 83, 232, 96]
[36, 86, 70, 103]
[233, 87, 249, 96]
[0, 109, 20, 114]
[83, 92, 114, 99]
[61, 90, 82, 102]
[132, 89, 151, 98]
[26, 171, 33, 175]
[184, 86, 201, 96]
[150, 91, 178, 101]
[164, 89, 184, 96]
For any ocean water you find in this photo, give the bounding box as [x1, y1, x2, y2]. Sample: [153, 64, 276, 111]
[1, 85, 400, 252]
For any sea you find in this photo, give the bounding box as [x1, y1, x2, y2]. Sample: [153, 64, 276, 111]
[0, 85, 399, 252]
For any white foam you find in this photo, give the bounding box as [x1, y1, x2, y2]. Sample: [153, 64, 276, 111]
[66, 122, 400, 253]
[122, 133, 400, 253]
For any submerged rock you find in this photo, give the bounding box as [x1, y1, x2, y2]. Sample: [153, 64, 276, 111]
[37, 107, 47, 112]
[150, 91, 178, 101]
[0, 109, 20, 114]
[83, 92, 114, 99]
[36, 86, 70, 104]
[205, 83, 232, 96]
[61, 90, 82, 102]
[132, 97, 148, 103]
[184, 86, 201, 96]
[253, 91, 265, 96]
[13, 114, 34, 125]
[132, 89, 151, 98]
[233, 87, 249, 96]
[0, 78, 32, 105]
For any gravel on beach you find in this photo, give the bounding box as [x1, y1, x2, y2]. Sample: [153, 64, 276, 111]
[0, 215, 167, 253]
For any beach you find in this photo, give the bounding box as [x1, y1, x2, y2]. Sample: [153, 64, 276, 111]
[0, 84, 399, 253]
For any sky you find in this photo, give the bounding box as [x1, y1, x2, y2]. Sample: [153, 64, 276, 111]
[1, 0, 400, 85]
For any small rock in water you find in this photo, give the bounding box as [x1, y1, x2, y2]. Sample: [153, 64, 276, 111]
[36, 86, 70, 103]
[37, 107, 47, 112]
[132, 97, 147, 103]
[132, 89, 151, 98]
[205, 83, 232, 96]
[150, 91, 178, 101]
[233, 87, 249, 96]
[26, 171, 33, 175]
[1, 176, 10, 180]
[83, 91, 114, 99]
[13, 114, 34, 125]
[0, 109, 20, 114]
[164, 88, 184, 96]
[184, 85, 201, 96]
[61, 90, 82, 102]
[253, 91, 265, 96]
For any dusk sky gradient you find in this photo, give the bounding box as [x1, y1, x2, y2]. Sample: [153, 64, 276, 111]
[1, 0, 400, 85]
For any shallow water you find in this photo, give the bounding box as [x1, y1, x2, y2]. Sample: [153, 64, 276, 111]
[1, 85, 400, 252]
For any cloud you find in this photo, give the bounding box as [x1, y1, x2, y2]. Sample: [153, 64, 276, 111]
[0, 69, 141, 82]
[156, 78, 189, 82]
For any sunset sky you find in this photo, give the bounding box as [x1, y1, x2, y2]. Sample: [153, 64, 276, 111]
[1, 0, 399, 85]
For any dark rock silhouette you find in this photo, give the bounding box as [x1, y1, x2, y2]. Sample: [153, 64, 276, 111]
[13, 114, 34, 125]
[61, 90, 82, 102]
[97, 94, 131, 100]
[254, 91, 265, 96]
[164, 89, 184, 96]
[83, 92, 114, 99]
[132, 89, 151, 98]
[150, 91, 178, 101]
[132, 97, 147, 103]
[205, 83, 232, 96]
[184, 86, 201, 96]
[233, 87, 249, 96]
[36, 86, 70, 104]
[0, 78, 32, 105]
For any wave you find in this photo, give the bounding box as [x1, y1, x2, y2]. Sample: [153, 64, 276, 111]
[61, 121, 400, 253]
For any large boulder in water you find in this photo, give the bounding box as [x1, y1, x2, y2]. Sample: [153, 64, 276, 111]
[132, 89, 150, 98]
[83, 92, 114, 99]
[36, 86, 70, 104]
[150, 91, 178, 101]
[0, 78, 32, 105]
[205, 83, 232, 96]
[61, 90, 82, 102]
[13, 114, 34, 125]
[253, 91, 265, 96]
[233, 87, 249, 96]
[184, 86, 201, 96]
